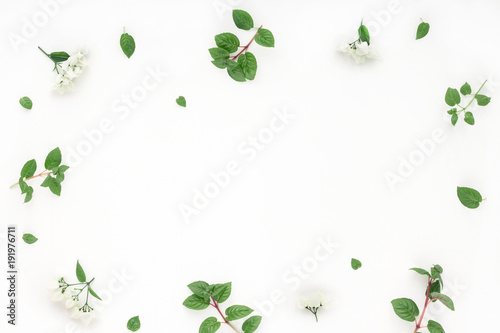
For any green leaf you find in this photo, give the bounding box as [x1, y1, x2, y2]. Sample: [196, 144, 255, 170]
[427, 320, 445, 333]
[232, 10, 254, 30]
[225, 305, 253, 321]
[227, 63, 246, 82]
[464, 111, 475, 125]
[199, 317, 221, 333]
[242, 316, 262, 333]
[211, 282, 232, 303]
[183, 294, 210, 310]
[20, 159, 37, 178]
[188, 281, 211, 297]
[451, 113, 458, 126]
[430, 292, 455, 311]
[55, 165, 69, 175]
[127, 316, 141, 332]
[40, 175, 53, 187]
[445, 88, 461, 106]
[19, 178, 29, 194]
[49, 51, 70, 63]
[351, 258, 362, 270]
[19, 97, 33, 110]
[416, 22, 430, 40]
[410, 268, 430, 276]
[24, 186, 33, 203]
[48, 180, 61, 196]
[255, 29, 275, 47]
[176, 96, 186, 107]
[237, 52, 257, 80]
[55, 172, 65, 183]
[358, 24, 370, 45]
[447, 108, 457, 115]
[391, 298, 419, 322]
[457, 186, 483, 209]
[215, 33, 240, 53]
[120, 32, 136, 58]
[476, 94, 491, 106]
[45, 147, 62, 170]
[76, 260, 86, 283]
[88, 286, 102, 301]
[22, 233, 38, 244]
[460, 82, 472, 95]
[427, 281, 441, 301]
[433, 264, 443, 274]
[209, 47, 230, 60]
[211, 58, 235, 69]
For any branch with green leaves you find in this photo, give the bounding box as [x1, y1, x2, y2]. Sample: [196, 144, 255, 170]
[11, 147, 69, 203]
[183, 281, 262, 333]
[392, 265, 455, 333]
[446, 80, 491, 126]
[209, 9, 275, 82]
[38, 46, 70, 74]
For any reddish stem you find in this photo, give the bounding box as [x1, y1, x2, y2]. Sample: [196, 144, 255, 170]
[414, 278, 433, 333]
[231, 25, 263, 61]
[10, 170, 52, 188]
[211, 297, 240, 333]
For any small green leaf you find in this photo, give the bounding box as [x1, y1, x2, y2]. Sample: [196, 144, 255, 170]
[176, 96, 186, 107]
[232, 10, 254, 30]
[410, 268, 430, 276]
[451, 113, 458, 126]
[255, 29, 275, 47]
[427, 320, 445, 333]
[49, 51, 70, 63]
[433, 264, 443, 274]
[351, 258, 362, 270]
[183, 294, 210, 310]
[464, 112, 475, 125]
[225, 305, 253, 321]
[427, 281, 441, 301]
[242, 316, 262, 333]
[476, 94, 491, 106]
[20, 159, 37, 178]
[430, 292, 455, 311]
[416, 21, 430, 40]
[237, 52, 257, 80]
[457, 186, 482, 209]
[447, 108, 457, 115]
[120, 31, 136, 58]
[211, 58, 234, 69]
[127, 316, 141, 332]
[19, 97, 33, 110]
[209, 47, 230, 60]
[188, 281, 211, 297]
[76, 260, 86, 283]
[55, 172, 65, 183]
[211, 282, 232, 303]
[445, 88, 461, 106]
[19, 178, 29, 194]
[22, 233, 38, 244]
[215, 33, 240, 53]
[358, 24, 370, 45]
[460, 82, 472, 95]
[199, 317, 221, 333]
[40, 175, 53, 187]
[227, 63, 246, 82]
[45, 147, 62, 170]
[391, 298, 419, 322]
[24, 186, 33, 203]
[55, 165, 69, 175]
[48, 180, 61, 196]
[88, 286, 102, 301]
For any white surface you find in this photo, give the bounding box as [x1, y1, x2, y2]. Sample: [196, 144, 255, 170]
[1, 0, 500, 332]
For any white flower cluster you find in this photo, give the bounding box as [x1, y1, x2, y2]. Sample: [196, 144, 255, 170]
[338, 41, 379, 64]
[54, 50, 87, 94]
[298, 292, 330, 322]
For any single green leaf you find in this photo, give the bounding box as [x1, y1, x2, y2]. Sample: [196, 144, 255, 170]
[255, 29, 275, 47]
[445, 88, 461, 106]
[127, 316, 141, 332]
[476, 94, 491, 106]
[24, 186, 33, 203]
[199, 317, 221, 333]
[88, 286, 102, 301]
[55, 165, 69, 175]
[451, 113, 458, 126]
[416, 22, 430, 40]
[232, 10, 254, 30]
[351, 258, 362, 270]
[211, 58, 235, 69]
[391, 298, 419, 322]
[120, 32, 136, 58]
[460, 82, 472, 95]
[48, 180, 61, 196]
[457, 186, 483, 209]
[176, 96, 186, 107]
[447, 108, 457, 115]
[227, 63, 246, 82]
[40, 175, 53, 187]
[215, 33, 240, 53]
[211, 282, 232, 303]
[20, 159, 37, 178]
[237, 52, 257, 80]
[45, 147, 62, 170]
[55, 172, 65, 183]
[183, 294, 210, 310]
[49, 51, 70, 63]
[464, 111, 475, 125]
[358, 24, 370, 45]
[209, 47, 230, 60]
[409, 268, 430, 276]
[19, 97, 33, 110]
[242, 316, 262, 333]
[427, 281, 441, 301]
[427, 320, 445, 333]
[188, 281, 211, 297]
[225, 305, 253, 321]
[433, 265, 443, 274]
[430, 292, 455, 311]
[22, 233, 38, 244]
[19, 178, 29, 194]
[76, 260, 86, 283]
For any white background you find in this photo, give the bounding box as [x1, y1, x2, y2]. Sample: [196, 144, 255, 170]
[1, 0, 500, 332]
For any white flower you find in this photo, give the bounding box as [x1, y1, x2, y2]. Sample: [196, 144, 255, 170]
[54, 49, 87, 94]
[338, 41, 379, 64]
[70, 304, 101, 326]
[298, 292, 330, 322]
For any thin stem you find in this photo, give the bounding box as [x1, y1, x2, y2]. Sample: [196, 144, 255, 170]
[414, 278, 433, 333]
[211, 297, 240, 333]
[10, 170, 52, 188]
[38, 46, 50, 58]
[231, 25, 263, 61]
[457, 80, 488, 114]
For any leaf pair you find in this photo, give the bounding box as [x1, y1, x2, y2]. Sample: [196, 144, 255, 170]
[76, 260, 102, 301]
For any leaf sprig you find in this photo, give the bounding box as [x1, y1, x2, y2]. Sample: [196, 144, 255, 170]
[11, 147, 69, 203]
[209, 9, 274, 82]
[446, 80, 491, 126]
[38, 46, 70, 74]
[392, 265, 454, 333]
[183, 281, 262, 333]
